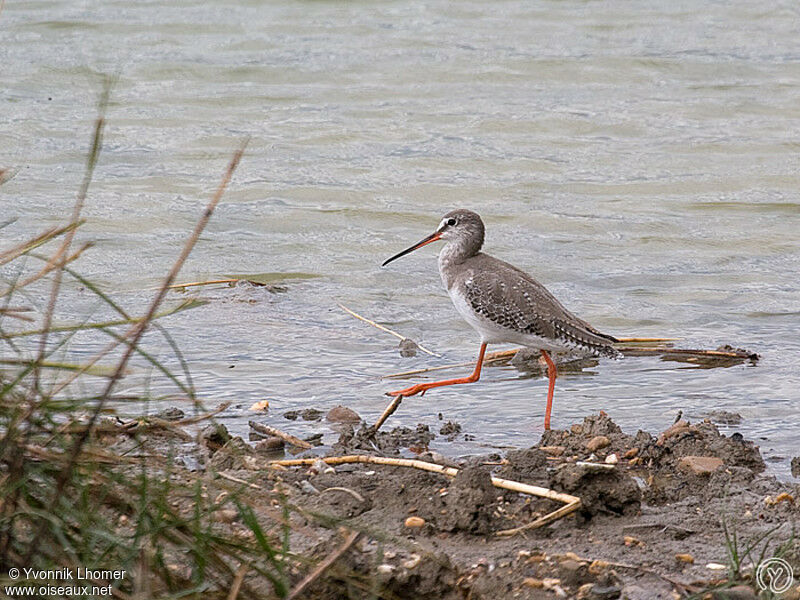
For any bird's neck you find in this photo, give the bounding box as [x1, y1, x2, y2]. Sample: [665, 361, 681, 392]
[438, 241, 473, 289]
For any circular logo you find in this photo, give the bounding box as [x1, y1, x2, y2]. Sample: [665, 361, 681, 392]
[756, 557, 794, 595]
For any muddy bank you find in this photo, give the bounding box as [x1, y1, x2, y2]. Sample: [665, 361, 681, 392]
[177, 410, 797, 600]
[102, 408, 800, 599]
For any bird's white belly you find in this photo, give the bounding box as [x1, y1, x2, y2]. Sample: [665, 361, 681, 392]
[447, 287, 570, 352]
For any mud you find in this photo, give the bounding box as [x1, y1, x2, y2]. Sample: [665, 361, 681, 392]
[146, 411, 799, 599]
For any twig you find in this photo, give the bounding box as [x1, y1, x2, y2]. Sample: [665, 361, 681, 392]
[286, 530, 361, 600]
[383, 344, 756, 379]
[372, 394, 404, 431]
[616, 346, 757, 360]
[226, 562, 250, 600]
[321, 487, 366, 503]
[218, 471, 262, 490]
[615, 337, 677, 343]
[383, 350, 514, 379]
[162, 278, 252, 290]
[338, 304, 441, 357]
[0, 221, 83, 266]
[496, 499, 582, 537]
[269, 454, 581, 536]
[173, 402, 231, 426]
[248, 421, 312, 449]
[575, 461, 616, 470]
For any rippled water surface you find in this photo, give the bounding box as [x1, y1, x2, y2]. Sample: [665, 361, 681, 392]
[3, 1, 800, 475]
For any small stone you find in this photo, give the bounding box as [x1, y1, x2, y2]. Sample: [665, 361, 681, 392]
[605, 453, 619, 465]
[157, 407, 185, 421]
[376, 564, 395, 575]
[201, 423, 231, 452]
[403, 554, 421, 569]
[675, 553, 694, 564]
[623, 448, 639, 459]
[678, 456, 724, 476]
[586, 584, 623, 600]
[706, 563, 726, 570]
[254, 437, 285, 452]
[214, 509, 239, 523]
[326, 405, 361, 424]
[589, 559, 610, 574]
[300, 408, 323, 421]
[764, 492, 794, 506]
[299, 481, 319, 495]
[571, 424, 584, 435]
[522, 578, 544, 589]
[586, 436, 610, 452]
[711, 585, 758, 600]
[399, 338, 419, 357]
[657, 420, 690, 444]
[540, 445, 566, 456]
[624, 535, 643, 547]
[791, 457, 800, 478]
[404, 516, 425, 528]
[249, 400, 269, 411]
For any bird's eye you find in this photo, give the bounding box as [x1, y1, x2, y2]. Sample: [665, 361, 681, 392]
[446, 218, 456, 227]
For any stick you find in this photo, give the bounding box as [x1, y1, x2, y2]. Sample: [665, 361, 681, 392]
[383, 344, 756, 379]
[338, 304, 441, 357]
[218, 471, 262, 490]
[615, 337, 677, 343]
[287, 530, 360, 600]
[226, 562, 250, 600]
[248, 421, 312, 449]
[269, 454, 581, 536]
[495, 499, 582, 537]
[372, 394, 404, 431]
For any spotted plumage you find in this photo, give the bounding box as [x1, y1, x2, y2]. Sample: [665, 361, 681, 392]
[381, 208, 620, 430]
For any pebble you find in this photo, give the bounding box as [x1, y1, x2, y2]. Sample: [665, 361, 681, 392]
[213, 509, 239, 524]
[623, 447, 639, 459]
[403, 554, 421, 569]
[657, 420, 690, 444]
[586, 435, 610, 452]
[299, 481, 320, 495]
[376, 564, 395, 574]
[623, 535, 643, 547]
[404, 516, 425, 528]
[675, 553, 694, 564]
[200, 423, 231, 451]
[254, 437, 285, 452]
[540, 445, 566, 456]
[248, 400, 269, 411]
[326, 405, 361, 423]
[678, 455, 724, 475]
[764, 492, 794, 506]
[399, 338, 419, 357]
[711, 585, 758, 600]
[604, 453, 619, 464]
[157, 407, 185, 421]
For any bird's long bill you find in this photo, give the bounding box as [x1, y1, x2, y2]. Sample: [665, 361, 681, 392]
[381, 231, 442, 267]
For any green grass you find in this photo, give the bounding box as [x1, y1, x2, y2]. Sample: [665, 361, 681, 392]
[0, 83, 300, 599]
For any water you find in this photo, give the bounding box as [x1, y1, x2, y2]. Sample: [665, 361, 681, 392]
[2, 0, 799, 476]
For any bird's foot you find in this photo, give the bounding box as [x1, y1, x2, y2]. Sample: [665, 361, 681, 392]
[386, 383, 430, 398]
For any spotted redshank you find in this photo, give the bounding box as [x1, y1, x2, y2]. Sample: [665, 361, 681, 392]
[382, 209, 620, 430]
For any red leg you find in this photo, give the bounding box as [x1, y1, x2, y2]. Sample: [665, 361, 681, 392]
[389, 343, 488, 397]
[540, 350, 557, 430]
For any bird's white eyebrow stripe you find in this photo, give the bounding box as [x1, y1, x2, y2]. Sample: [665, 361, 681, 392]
[437, 218, 448, 231]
